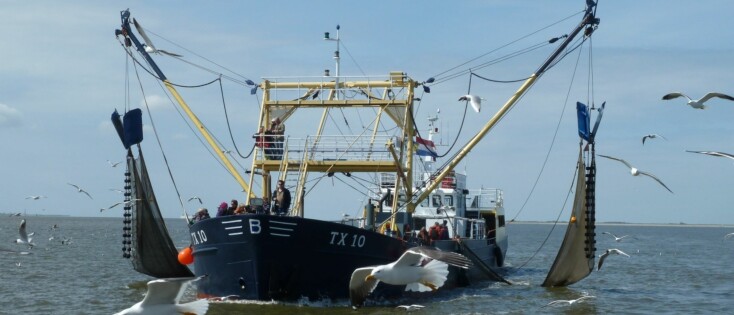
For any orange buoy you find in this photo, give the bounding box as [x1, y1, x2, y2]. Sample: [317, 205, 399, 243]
[178, 246, 194, 265]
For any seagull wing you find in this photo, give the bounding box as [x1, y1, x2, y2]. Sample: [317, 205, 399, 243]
[598, 154, 634, 170]
[597, 251, 609, 270]
[662, 92, 690, 101]
[67, 183, 80, 190]
[157, 49, 183, 57]
[101, 202, 123, 212]
[458, 95, 481, 113]
[724, 232, 734, 239]
[638, 170, 673, 193]
[687, 150, 734, 160]
[132, 18, 157, 51]
[699, 92, 734, 103]
[140, 277, 196, 306]
[610, 248, 630, 257]
[349, 267, 379, 308]
[406, 246, 473, 269]
[18, 220, 29, 243]
[81, 189, 93, 199]
[393, 250, 426, 267]
[602, 231, 618, 238]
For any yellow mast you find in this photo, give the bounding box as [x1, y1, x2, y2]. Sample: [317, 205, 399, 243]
[410, 8, 598, 209]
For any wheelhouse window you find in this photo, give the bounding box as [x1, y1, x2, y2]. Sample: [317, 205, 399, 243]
[420, 198, 429, 207]
[432, 195, 442, 207]
[443, 196, 453, 207]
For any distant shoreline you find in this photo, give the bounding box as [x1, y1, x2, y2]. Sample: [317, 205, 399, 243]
[511, 220, 734, 228]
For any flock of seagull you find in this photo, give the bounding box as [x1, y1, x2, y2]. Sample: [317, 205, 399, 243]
[595, 91, 734, 194]
[10, 219, 72, 251]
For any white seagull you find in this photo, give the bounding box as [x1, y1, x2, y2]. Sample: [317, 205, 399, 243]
[458, 94, 484, 113]
[349, 246, 472, 308]
[598, 154, 673, 194]
[15, 219, 35, 248]
[25, 195, 46, 200]
[67, 183, 93, 199]
[724, 232, 734, 240]
[132, 18, 183, 57]
[662, 92, 734, 109]
[546, 295, 595, 307]
[396, 304, 426, 311]
[686, 150, 734, 162]
[101, 199, 143, 212]
[114, 277, 209, 315]
[107, 160, 123, 167]
[187, 196, 203, 204]
[641, 133, 666, 145]
[597, 248, 630, 270]
[602, 231, 629, 242]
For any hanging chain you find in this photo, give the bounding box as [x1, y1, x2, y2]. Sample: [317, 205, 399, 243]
[122, 161, 133, 259]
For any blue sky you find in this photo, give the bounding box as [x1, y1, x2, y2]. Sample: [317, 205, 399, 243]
[1, 1, 733, 224]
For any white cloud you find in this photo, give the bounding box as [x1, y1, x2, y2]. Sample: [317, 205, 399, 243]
[0, 103, 23, 128]
[140, 94, 172, 111]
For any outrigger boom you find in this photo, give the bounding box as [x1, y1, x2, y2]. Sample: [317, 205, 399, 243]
[117, 10, 254, 198]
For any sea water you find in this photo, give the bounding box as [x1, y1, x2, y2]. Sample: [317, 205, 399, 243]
[1, 216, 733, 314]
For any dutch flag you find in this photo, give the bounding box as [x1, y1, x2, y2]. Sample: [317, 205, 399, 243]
[415, 136, 438, 159]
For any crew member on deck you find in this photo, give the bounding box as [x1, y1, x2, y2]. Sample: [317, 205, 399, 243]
[268, 117, 285, 160]
[272, 180, 291, 215]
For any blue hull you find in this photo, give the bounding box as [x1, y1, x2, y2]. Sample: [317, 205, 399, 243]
[189, 214, 502, 301]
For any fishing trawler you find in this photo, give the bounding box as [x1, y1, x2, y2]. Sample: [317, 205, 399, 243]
[112, 0, 602, 304]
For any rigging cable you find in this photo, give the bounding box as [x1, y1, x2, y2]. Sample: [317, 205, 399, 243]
[127, 45, 251, 182]
[508, 161, 579, 273]
[219, 77, 256, 159]
[143, 27, 255, 86]
[509, 33, 587, 222]
[429, 10, 584, 85]
[128, 48, 188, 218]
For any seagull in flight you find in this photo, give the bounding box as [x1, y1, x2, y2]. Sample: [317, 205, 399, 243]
[602, 231, 630, 242]
[642, 133, 666, 145]
[724, 232, 734, 240]
[15, 219, 35, 248]
[686, 150, 734, 162]
[132, 18, 183, 57]
[662, 92, 734, 109]
[109, 188, 124, 194]
[100, 199, 143, 212]
[458, 94, 484, 113]
[546, 295, 595, 307]
[107, 160, 123, 167]
[67, 183, 93, 199]
[349, 246, 472, 308]
[598, 154, 673, 194]
[396, 304, 425, 311]
[25, 195, 46, 200]
[187, 196, 203, 204]
[597, 248, 630, 270]
[114, 276, 209, 315]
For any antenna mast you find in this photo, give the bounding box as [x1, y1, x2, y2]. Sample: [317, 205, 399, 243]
[324, 25, 341, 99]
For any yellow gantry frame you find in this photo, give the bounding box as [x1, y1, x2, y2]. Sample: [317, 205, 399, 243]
[251, 74, 415, 219]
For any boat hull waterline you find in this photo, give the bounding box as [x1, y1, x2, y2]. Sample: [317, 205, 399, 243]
[188, 215, 503, 301]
